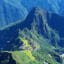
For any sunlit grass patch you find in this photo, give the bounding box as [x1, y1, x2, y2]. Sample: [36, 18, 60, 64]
[22, 50, 35, 61]
[19, 37, 32, 50]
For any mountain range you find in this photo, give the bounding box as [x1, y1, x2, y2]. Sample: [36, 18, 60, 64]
[0, 7, 64, 64]
[1, 0, 64, 28]
[0, 0, 28, 28]
[20, 0, 64, 14]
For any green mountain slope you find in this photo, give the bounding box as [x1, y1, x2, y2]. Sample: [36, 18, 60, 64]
[0, 7, 63, 64]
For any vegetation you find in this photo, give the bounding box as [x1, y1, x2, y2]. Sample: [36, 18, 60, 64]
[19, 37, 32, 50]
[22, 50, 35, 61]
[0, 7, 63, 64]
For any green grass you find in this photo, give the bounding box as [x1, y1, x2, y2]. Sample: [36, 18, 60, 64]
[19, 37, 32, 50]
[17, 29, 62, 64]
[9, 51, 44, 64]
[22, 50, 35, 61]
[11, 51, 32, 64]
[0, 26, 62, 64]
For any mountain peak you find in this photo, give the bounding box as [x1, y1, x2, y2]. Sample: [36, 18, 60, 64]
[32, 7, 41, 11]
[24, 7, 49, 37]
[31, 7, 47, 16]
[26, 7, 47, 22]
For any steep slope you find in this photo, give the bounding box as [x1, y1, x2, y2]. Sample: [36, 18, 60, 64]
[0, 7, 60, 51]
[0, 0, 28, 28]
[47, 12, 64, 47]
[0, 50, 62, 64]
[0, 7, 63, 64]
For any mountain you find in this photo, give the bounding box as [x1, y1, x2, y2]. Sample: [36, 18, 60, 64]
[21, 0, 64, 15]
[48, 0, 64, 15]
[0, 7, 63, 64]
[0, 0, 28, 28]
[4, 0, 64, 14]
[47, 12, 64, 48]
[0, 7, 61, 50]
[1, 0, 64, 28]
